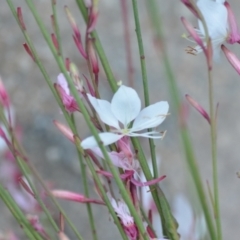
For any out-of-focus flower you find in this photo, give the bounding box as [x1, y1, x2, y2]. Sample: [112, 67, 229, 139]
[182, 0, 240, 60]
[81, 85, 168, 149]
[109, 194, 138, 240]
[56, 73, 79, 113]
[172, 194, 206, 240]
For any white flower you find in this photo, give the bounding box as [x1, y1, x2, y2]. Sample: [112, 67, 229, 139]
[81, 85, 169, 149]
[193, 0, 228, 59]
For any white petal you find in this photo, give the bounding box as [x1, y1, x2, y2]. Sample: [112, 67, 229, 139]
[111, 85, 141, 127]
[131, 101, 169, 132]
[57, 73, 70, 95]
[197, 0, 228, 40]
[81, 132, 123, 149]
[87, 94, 120, 129]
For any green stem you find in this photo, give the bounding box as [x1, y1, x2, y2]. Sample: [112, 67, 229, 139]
[0, 184, 44, 240]
[71, 115, 98, 240]
[51, 0, 63, 56]
[15, 156, 59, 232]
[208, 70, 221, 240]
[131, 0, 158, 180]
[146, 1, 217, 239]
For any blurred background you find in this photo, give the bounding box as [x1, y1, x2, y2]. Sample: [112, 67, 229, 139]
[0, 0, 240, 239]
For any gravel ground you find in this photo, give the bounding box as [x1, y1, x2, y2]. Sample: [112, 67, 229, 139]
[0, 0, 240, 239]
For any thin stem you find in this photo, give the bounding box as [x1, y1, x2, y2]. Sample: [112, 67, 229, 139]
[71, 115, 98, 240]
[131, 0, 158, 179]
[0, 184, 45, 240]
[146, 1, 217, 239]
[208, 70, 221, 240]
[51, 0, 63, 56]
[120, 0, 134, 87]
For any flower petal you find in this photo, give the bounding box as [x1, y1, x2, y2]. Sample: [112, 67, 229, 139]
[57, 73, 70, 95]
[81, 132, 123, 149]
[197, 0, 228, 40]
[131, 101, 169, 132]
[111, 85, 141, 127]
[87, 94, 120, 129]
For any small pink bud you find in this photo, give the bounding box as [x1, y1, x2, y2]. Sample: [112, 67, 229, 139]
[53, 120, 74, 143]
[23, 43, 35, 62]
[225, 1, 240, 44]
[221, 45, 240, 75]
[58, 232, 70, 240]
[88, 39, 99, 74]
[69, 63, 84, 92]
[84, 0, 92, 8]
[87, 6, 98, 33]
[51, 189, 105, 205]
[17, 7, 26, 31]
[65, 58, 71, 71]
[65, 6, 80, 40]
[51, 33, 60, 54]
[27, 215, 47, 237]
[181, 0, 200, 19]
[0, 78, 10, 107]
[186, 94, 211, 124]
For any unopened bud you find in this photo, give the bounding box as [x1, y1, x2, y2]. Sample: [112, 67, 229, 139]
[69, 63, 83, 92]
[65, 6, 80, 40]
[186, 94, 211, 124]
[23, 43, 35, 62]
[58, 232, 70, 240]
[51, 189, 105, 204]
[87, 5, 98, 33]
[51, 33, 60, 54]
[88, 39, 99, 74]
[65, 58, 71, 71]
[17, 7, 26, 30]
[221, 45, 240, 75]
[0, 78, 10, 108]
[53, 120, 74, 143]
[84, 0, 92, 8]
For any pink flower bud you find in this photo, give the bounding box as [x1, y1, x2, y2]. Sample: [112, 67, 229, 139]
[51, 189, 105, 205]
[181, 0, 200, 19]
[225, 1, 240, 44]
[51, 33, 60, 54]
[0, 78, 10, 108]
[58, 232, 70, 240]
[53, 120, 74, 143]
[186, 94, 211, 124]
[88, 39, 99, 74]
[23, 43, 35, 62]
[221, 45, 240, 75]
[17, 7, 26, 31]
[87, 6, 98, 33]
[69, 63, 84, 92]
[65, 58, 71, 71]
